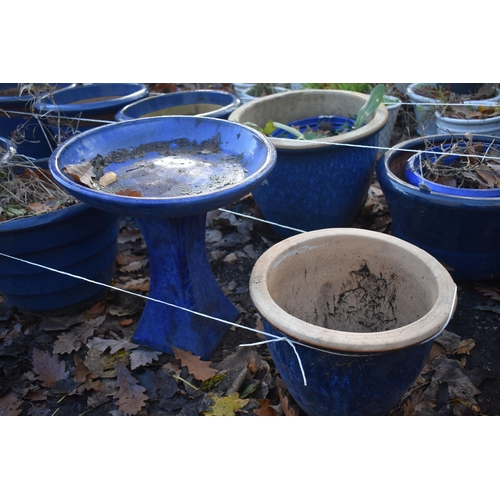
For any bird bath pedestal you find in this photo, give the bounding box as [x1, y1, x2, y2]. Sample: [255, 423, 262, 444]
[49, 116, 277, 359]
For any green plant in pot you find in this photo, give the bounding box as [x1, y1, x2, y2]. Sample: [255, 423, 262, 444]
[228, 86, 388, 237]
[0, 84, 120, 315]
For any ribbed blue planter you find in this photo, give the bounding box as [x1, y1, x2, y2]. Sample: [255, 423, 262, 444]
[116, 90, 241, 121]
[0, 83, 75, 162]
[250, 228, 456, 416]
[34, 83, 150, 141]
[0, 203, 119, 314]
[377, 134, 500, 281]
[229, 90, 388, 237]
[49, 116, 276, 359]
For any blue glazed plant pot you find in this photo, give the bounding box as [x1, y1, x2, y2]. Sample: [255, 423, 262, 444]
[34, 83, 150, 143]
[377, 134, 500, 281]
[0, 83, 75, 163]
[229, 90, 389, 237]
[0, 202, 120, 314]
[405, 141, 500, 197]
[49, 116, 277, 359]
[249, 228, 456, 416]
[115, 90, 241, 121]
[406, 83, 500, 135]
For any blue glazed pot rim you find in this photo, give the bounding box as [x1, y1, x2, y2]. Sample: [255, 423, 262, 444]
[405, 141, 500, 198]
[380, 134, 500, 201]
[35, 83, 150, 115]
[49, 115, 277, 219]
[0, 83, 76, 104]
[0, 201, 89, 233]
[115, 90, 241, 121]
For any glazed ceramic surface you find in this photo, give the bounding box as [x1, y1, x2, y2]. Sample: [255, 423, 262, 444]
[0, 203, 119, 314]
[377, 134, 500, 281]
[229, 90, 388, 237]
[116, 90, 241, 121]
[34, 83, 150, 139]
[250, 228, 456, 415]
[49, 116, 277, 359]
[0, 83, 75, 161]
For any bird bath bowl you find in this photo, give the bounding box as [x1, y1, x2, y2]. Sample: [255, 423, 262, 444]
[49, 116, 277, 359]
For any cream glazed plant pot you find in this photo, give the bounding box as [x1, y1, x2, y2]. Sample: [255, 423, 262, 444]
[249, 228, 457, 416]
[229, 89, 388, 237]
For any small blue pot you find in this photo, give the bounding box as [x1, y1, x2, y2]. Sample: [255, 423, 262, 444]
[0, 83, 75, 162]
[115, 90, 241, 121]
[249, 228, 456, 416]
[228, 90, 389, 237]
[270, 115, 356, 139]
[35, 83, 150, 140]
[405, 142, 500, 197]
[0, 202, 119, 314]
[377, 134, 500, 281]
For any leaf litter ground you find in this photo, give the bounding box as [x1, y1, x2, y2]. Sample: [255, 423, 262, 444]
[1, 102, 500, 416]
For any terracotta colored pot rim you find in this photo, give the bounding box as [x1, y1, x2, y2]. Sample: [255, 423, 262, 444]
[250, 228, 457, 353]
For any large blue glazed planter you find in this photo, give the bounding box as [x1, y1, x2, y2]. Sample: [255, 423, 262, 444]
[249, 228, 457, 416]
[115, 90, 241, 121]
[34, 83, 150, 141]
[0, 203, 119, 314]
[49, 116, 277, 359]
[0, 83, 75, 162]
[377, 134, 500, 281]
[228, 90, 388, 237]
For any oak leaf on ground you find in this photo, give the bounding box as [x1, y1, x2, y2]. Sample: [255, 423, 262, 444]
[53, 316, 106, 355]
[32, 348, 70, 388]
[172, 346, 218, 381]
[129, 348, 161, 370]
[114, 365, 149, 415]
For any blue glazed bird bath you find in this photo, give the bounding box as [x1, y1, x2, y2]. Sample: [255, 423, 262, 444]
[250, 228, 457, 416]
[0, 83, 75, 163]
[229, 90, 388, 237]
[116, 90, 241, 121]
[49, 116, 277, 359]
[377, 134, 500, 281]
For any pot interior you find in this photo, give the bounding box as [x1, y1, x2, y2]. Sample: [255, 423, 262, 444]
[265, 235, 440, 334]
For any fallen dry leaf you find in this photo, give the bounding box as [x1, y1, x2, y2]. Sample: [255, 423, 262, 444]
[202, 392, 248, 416]
[114, 365, 149, 415]
[116, 188, 142, 197]
[129, 348, 161, 370]
[63, 161, 95, 187]
[473, 284, 500, 303]
[53, 316, 106, 355]
[32, 348, 70, 388]
[172, 346, 218, 382]
[0, 391, 23, 416]
[277, 378, 297, 416]
[87, 337, 138, 355]
[254, 398, 280, 416]
[115, 277, 150, 292]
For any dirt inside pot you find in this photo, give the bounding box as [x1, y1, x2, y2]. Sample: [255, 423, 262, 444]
[267, 252, 436, 334]
[415, 84, 498, 102]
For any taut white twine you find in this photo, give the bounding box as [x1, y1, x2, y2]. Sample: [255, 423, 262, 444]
[0, 249, 309, 385]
